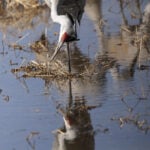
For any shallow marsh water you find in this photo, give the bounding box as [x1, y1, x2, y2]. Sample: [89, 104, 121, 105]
[0, 0, 150, 150]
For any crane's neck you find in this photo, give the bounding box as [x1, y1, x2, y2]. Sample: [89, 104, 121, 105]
[50, 0, 58, 20]
[50, 0, 71, 24]
[50, 0, 74, 43]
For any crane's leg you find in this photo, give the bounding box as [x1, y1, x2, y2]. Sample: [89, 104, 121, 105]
[67, 43, 71, 73]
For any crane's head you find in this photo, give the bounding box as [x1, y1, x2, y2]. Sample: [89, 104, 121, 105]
[50, 14, 79, 61]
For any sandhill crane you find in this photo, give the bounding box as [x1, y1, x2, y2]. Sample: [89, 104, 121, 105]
[44, 0, 85, 72]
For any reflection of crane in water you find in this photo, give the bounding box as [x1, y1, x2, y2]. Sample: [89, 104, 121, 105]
[52, 78, 96, 150]
[44, 0, 85, 72]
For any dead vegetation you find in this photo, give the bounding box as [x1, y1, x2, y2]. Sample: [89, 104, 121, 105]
[111, 24, 150, 133]
[120, 23, 150, 70]
[11, 34, 116, 80]
[1, 0, 41, 9]
[111, 86, 150, 133]
[11, 60, 73, 79]
[5, 29, 73, 80]
[11, 36, 80, 79]
[111, 115, 150, 133]
[0, 0, 48, 31]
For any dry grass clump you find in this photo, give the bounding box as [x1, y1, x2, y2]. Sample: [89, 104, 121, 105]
[11, 38, 81, 80]
[11, 39, 70, 79]
[3, 0, 40, 9]
[11, 60, 72, 79]
[10, 41, 91, 80]
[11, 53, 115, 81]
[0, 0, 48, 31]
[10, 34, 117, 80]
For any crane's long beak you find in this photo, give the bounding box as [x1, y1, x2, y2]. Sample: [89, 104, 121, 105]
[50, 41, 64, 61]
